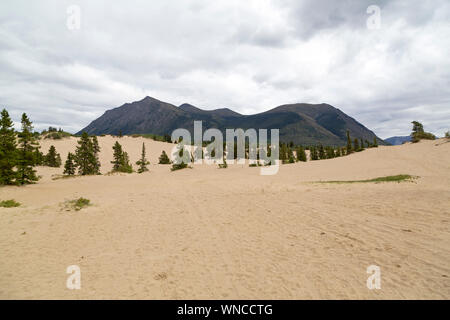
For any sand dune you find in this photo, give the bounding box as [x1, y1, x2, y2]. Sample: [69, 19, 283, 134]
[0, 136, 449, 299]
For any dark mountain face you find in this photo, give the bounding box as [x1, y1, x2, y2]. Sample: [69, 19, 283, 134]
[77, 96, 385, 146]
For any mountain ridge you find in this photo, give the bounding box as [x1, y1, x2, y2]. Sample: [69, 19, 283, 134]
[77, 96, 385, 146]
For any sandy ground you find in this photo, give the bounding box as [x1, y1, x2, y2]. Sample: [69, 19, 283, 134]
[0, 136, 449, 299]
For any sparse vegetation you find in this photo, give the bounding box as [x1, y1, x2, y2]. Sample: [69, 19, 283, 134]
[315, 174, 417, 184]
[64, 197, 91, 211]
[411, 121, 435, 143]
[0, 199, 21, 208]
[445, 131, 449, 139]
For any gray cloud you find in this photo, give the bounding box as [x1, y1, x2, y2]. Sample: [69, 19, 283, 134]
[0, 0, 449, 138]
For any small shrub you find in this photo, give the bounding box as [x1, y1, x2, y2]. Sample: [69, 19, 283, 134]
[64, 197, 91, 211]
[0, 199, 21, 208]
[158, 151, 171, 164]
[445, 131, 449, 139]
[171, 163, 188, 171]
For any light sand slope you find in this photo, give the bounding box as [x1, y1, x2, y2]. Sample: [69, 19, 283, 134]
[0, 137, 449, 299]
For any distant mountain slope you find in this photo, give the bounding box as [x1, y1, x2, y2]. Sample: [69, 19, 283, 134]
[77, 96, 385, 146]
[385, 136, 411, 145]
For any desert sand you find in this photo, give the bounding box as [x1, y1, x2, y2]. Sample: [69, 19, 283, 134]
[0, 136, 449, 299]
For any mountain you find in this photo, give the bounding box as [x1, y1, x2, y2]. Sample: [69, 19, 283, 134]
[77, 96, 385, 146]
[385, 136, 411, 145]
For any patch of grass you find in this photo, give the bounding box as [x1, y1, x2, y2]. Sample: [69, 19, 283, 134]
[64, 197, 91, 211]
[315, 174, 417, 184]
[0, 199, 21, 208]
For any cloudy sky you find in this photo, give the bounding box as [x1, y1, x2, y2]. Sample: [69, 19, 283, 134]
[0, 0, 449, 138]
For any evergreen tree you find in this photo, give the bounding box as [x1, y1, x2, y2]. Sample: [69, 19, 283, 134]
[33, 147, 44, 166]
[63, 152, 76, 175]
[296, 146, 307, 162]
[44, 145, 62, 167]
[360, 138, 365, 151]
[346, 130, 353, 154]
[353, 138, 360, 151]
[310, 146, 318, 161]
[91, 135, 101, 174]
[0, 109, 18, 185]
[326, 146, 335, 158]
[287, 147, 295, 163]
[335, 147, 341, 157]
[158, 150, 171, 164]
[373, 137, 378, 147]
[74, 132, 97, 175]
[111, 141, 133, 173]
[280, 143, 287, 163]
[136, 142, 150, 173]
[318, 145, 326, 159]
[17, 113, 39, 184]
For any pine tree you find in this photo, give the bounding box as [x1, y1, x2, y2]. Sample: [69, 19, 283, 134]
[318, 145, 326, 159]
[111, 141, 123, 171]
[33, 147, 44, 166]
[74, 132, 97, 175]
[0, 109, 18, 185]
[63, 152, 76, 175]
[326, 146, 335, 158]
[111, 141, 132, 173]
[353, 138, 360, 152]
[17, 113, 39, 184]
[44, 145, 62, 167]
[360, 138, 365, 151]
[91, 135, 101, 174]
[373, 137, 378, 147]
[136, 142, 150, 173]
[310, 146, 318, 161]
[280, 143, 287, 163]
[287, 147, 295, 163]
[346, 130, 353, 154]
[122, 152, 133, 173]
[335, 147, 341, 157]
[158, 150, 171, 164]
[296, 146, 307, 162]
